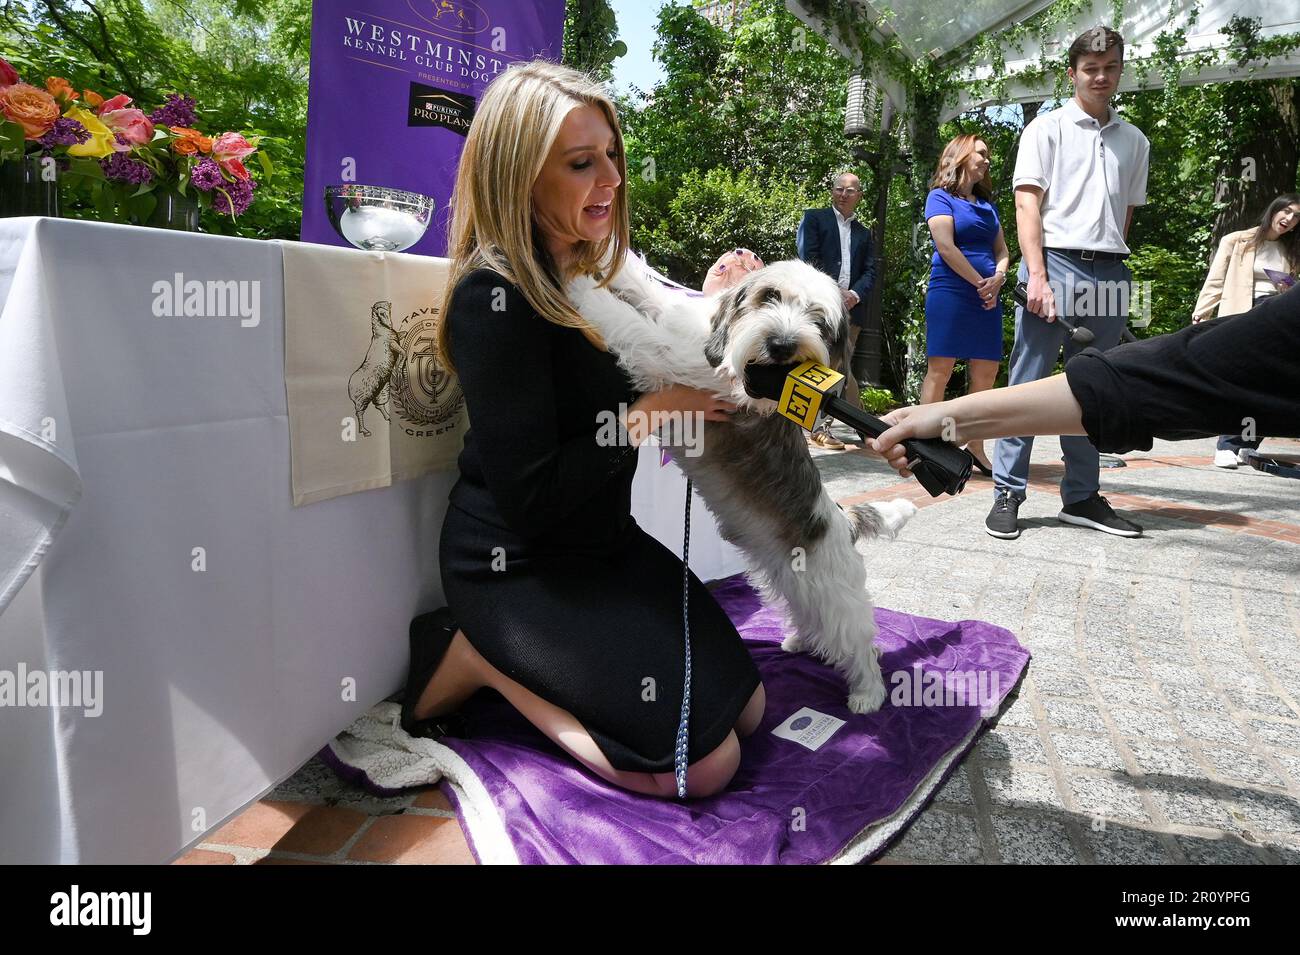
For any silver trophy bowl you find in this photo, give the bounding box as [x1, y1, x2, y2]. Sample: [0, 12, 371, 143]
[324, 184, 435, 252]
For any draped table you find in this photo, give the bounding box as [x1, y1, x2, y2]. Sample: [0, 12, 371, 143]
[0, 218, 744, 863]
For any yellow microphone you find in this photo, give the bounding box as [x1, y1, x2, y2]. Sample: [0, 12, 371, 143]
[770, 360, 845, 430]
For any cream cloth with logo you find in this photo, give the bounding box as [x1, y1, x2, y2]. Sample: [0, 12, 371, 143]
[281, 241, 467, 506]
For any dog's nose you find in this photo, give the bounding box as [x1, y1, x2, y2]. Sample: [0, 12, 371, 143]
[766, 338, 798, 363]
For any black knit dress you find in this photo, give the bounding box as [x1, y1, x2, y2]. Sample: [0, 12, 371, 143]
[438, 268, 761, 774]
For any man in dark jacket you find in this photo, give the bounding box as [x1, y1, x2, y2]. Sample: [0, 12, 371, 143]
[797, 171, 876, 448]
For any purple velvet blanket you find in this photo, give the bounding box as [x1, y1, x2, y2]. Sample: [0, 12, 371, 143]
[424, 575, 1029, 865]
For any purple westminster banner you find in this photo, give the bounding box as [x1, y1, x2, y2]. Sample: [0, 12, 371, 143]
[300, 0, 566, 256]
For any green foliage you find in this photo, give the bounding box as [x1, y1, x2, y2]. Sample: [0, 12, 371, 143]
[1125, 245, 1209, 337]
[634, 167, 820, 286]
[562, 0, 625, 82]
[623, 0, 855, 283]
[859, 386, 895, 414]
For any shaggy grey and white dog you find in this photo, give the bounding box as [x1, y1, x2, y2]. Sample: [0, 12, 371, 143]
[569, 257, 916, 713]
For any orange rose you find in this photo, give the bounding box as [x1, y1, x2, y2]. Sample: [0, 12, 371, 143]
[83, 90, 104, 108]
[170, 126, 212, 155]
[45, 77, 78, 104]
[0, 82, 60, 139]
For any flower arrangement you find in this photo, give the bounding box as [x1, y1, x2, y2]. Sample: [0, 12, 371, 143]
[0, 55, 271, 227]
[0, 58, 92, 161]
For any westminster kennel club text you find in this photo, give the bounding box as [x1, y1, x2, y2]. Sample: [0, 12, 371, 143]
[342, 18, 506, 82]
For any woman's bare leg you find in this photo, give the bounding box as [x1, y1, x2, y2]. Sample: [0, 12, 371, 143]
[964, 358, 1001, 469]
[920, 356, 956, 405]
[411, 629, 744, 798]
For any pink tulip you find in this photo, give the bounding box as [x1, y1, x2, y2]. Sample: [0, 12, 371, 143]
[96, 93, 133, 115]
[221, 157, 251, 181]
[101, 107, 154, 147]
[0, 57, 19, 88]
[211, 132, 256, 180]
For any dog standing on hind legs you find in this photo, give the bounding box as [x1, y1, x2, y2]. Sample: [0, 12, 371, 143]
[570, 258, 917, 714]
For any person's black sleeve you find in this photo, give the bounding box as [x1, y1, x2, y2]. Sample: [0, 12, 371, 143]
[1064, 289, 1300, 453]
[447, 269, 638, 539]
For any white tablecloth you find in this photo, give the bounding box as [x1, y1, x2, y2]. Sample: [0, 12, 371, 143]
[0, 218, 744, 863]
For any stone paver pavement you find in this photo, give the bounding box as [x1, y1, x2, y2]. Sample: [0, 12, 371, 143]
[178, 431, 1300, 864]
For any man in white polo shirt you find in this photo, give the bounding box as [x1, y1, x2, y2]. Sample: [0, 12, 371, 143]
[986, 25, 1149, 541]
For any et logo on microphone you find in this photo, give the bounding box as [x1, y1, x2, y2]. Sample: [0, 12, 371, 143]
[776, 360, 844, 430]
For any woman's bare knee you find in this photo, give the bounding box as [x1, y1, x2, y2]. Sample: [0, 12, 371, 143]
[967, 359, 1000, 392]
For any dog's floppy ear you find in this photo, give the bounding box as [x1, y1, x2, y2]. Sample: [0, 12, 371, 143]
[704, 286, 744, 367]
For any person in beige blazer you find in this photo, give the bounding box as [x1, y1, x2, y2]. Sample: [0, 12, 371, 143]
[1190, 193, 1300, 467]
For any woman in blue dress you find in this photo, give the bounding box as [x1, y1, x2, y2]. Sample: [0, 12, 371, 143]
[923, 134, 1009, 473]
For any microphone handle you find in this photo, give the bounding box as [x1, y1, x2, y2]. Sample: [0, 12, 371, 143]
[819, 394, 973, 497]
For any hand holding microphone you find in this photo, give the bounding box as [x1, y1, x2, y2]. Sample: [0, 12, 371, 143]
[744, 361, 973, 497]
[1012, 279, 1138, 344]
[872, 406, 955, 478]
[1023, 272, 1057, 322]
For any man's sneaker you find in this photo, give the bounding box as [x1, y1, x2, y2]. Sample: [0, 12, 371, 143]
[985, 491, 1021, 539]
[1214, 449, 1239, 469]
[1058, 493, 1142, 537]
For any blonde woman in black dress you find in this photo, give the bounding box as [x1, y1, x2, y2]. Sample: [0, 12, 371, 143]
[401, 61, 766, 798]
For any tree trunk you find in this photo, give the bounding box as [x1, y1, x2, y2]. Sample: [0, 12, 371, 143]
[1211, 80, 1300, 243]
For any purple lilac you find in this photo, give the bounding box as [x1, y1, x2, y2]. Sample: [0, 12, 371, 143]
[100, 152, 153, 185]
[211, 175, 255, 216]
[148, 93, 198, 128]
[37, 117, 90, 150]
[189, 157, 224, 191]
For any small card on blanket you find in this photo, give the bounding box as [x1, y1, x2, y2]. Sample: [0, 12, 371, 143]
[281, 241, 467, 506]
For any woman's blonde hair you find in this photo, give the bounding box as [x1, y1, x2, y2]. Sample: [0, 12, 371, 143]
[929, 133, 993, 201]
[436, 60, 630, 372]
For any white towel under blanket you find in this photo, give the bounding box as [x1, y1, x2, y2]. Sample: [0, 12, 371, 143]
[324, 702, 519, 864]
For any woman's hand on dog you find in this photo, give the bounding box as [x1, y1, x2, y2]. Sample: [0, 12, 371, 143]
[621, 386, 737, 446]
[637, 385, 737, 421]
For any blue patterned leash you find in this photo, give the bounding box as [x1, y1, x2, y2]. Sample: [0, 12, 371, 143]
[674, 477, 694, 799]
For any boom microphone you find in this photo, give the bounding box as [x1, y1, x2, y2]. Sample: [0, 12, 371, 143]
[743, 360, 973, 497]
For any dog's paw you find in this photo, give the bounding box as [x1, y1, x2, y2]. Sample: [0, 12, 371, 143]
[872, 499, 918, 540]
[847, 682, 887, 715]
[780, 633, 806, 654]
